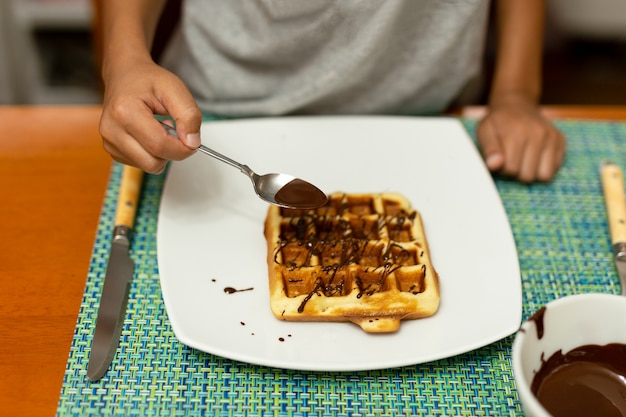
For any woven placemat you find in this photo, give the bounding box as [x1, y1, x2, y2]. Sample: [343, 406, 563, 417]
[56, 118, 626, 416]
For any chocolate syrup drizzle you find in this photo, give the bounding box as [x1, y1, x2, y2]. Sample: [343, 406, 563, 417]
[223, 287, 253, 294]
[273, 197, 423, 312]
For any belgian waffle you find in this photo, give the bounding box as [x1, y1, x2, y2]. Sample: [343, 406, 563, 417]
[263, 192, 440, 333]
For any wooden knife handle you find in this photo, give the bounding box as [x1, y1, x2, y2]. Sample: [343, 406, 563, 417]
[601, 162, 626, 244]
[114, 165, 144, 228]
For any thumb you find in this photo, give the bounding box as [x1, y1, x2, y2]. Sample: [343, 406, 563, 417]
[161, 80, 203, 149]
[477, 118, 504, 172]
[174, 106, 203, 149]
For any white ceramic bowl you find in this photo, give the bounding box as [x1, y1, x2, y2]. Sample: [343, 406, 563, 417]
[512, 293, 626, 417]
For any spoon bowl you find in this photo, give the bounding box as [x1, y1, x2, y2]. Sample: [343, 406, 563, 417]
[160, 121, 328, 209]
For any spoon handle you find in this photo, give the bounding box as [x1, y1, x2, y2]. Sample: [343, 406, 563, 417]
[159, 121, 254, 177]
[195, 145, 254, 177]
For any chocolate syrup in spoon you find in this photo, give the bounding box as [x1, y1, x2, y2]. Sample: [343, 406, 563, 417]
[274, 178, 328, 209]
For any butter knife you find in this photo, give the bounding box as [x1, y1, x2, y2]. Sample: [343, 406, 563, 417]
[600, 161, 626, 296]
[87, 165, 144, 381]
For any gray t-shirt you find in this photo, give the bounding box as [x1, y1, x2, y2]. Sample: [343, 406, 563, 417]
[173, 0, 490, 117]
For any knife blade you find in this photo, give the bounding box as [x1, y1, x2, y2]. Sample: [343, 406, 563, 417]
[600, 161, 626, 296]
[87, 165, 144, 381]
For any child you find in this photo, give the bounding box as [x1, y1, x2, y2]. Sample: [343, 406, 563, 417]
[98, 0, 565, 183]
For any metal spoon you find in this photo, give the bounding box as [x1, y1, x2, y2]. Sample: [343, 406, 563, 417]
[160, 121, 328, 209]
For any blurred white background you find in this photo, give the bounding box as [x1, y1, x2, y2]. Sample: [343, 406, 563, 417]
[0, 0, 99, 104]
[0, 0, 625, 105]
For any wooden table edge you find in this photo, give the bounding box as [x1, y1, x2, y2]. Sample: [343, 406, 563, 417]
[455, 105, 626, 121]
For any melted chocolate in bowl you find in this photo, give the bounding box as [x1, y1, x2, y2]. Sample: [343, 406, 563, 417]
[531, 344, 626, 417]
[274, 179, 327, 209]
[528, 305, 626, 417]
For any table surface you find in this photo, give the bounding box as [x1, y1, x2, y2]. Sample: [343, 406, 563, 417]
[2, 105, 626, 417]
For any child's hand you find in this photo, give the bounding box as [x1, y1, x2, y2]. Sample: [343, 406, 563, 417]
[477, 95, 566, 183]
[99, 58, 202, 174]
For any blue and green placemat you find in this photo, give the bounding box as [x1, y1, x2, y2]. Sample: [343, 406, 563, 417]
[56, 118, 626, 416]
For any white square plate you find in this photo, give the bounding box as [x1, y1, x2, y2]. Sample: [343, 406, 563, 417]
[157, 116, 521, 371]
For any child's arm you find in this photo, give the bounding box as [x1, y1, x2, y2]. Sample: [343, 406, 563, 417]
[477, 0, 566, 183]
[99, 0, 201, 174]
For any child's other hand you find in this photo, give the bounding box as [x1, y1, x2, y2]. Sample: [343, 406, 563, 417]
[477, 94, 566, 183]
